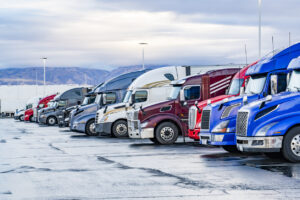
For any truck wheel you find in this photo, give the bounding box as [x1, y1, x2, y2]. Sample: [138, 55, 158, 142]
[47, 116, 57, 126]
[112, 120, 128, 138]
[155, 122, 178, 144]
[282, 127, 300, 162]
[222, 146, 239, 153]
[19, 115, 24, 121]
[149, 138, 160, 144]
[85, 119, 99, 136]
[29, 116, 34, 122]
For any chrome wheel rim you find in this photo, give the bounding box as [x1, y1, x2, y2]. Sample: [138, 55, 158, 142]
[291, 134, 300, 157]
[116, 124, 127, 135]
[49, 118, 56, 125]
[89, 122, 96, 134]
[160, 127, 174, 141]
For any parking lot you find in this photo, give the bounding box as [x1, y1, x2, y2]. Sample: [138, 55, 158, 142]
[1, 119, 300, 199]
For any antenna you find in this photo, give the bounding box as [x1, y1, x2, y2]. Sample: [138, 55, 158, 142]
[272, 36, 275, 56]
[244, 44, 248, 65]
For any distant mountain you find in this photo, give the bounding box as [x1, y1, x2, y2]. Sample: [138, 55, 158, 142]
[0, 65, 166, 85]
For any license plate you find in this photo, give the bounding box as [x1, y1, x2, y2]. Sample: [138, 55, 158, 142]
[238, 145, 243, 151]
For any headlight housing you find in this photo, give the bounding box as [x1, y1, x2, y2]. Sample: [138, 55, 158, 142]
[255, 122, 279, 136]
[212, 120, 230, 133]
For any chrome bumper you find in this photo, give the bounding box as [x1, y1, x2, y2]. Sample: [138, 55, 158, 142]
[236, 136, 283, 152]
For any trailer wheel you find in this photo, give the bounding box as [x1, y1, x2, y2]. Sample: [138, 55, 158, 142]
[155, 122, 178, 144]
[282, 127, 300, 162]
[222, 146, 239, 153]
[85, 119, 98, 136]
[47, 116, 57, 126]
[112, 120, 128, 138]
[19, 115, 24, 121]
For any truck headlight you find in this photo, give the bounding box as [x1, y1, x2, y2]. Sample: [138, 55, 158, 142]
[212, 120, 230, 133]
[256, 122, 278, 136]
[141, 122, 148, 128]
[41, 115, 46, 118]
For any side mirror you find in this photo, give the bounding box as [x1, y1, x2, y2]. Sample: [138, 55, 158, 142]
[270, 74, 278, 95]
[102, 94, 107, 105]
[240, 87, 245, 95]
[130, 93, 135, 106]
[179, 89, 185, 102]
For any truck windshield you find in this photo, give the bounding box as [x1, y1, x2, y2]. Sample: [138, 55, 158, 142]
[245, 75, 267, 95]
[287, 70, 300, 92]
[228, 79, 243, 95]
[168, 86, 181, 100]
[123, 90, 132, 103]
[95, 94, 102, 105]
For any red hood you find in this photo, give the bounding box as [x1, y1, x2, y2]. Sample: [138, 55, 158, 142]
[197, 95, 234, 109]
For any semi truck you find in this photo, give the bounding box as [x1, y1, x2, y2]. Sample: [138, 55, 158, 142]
[127, 68, 240, 144]
[236, 56, 300, 162]
[58, 83, 103, 127]
[38, 87, 90, 126]
[14, 109, 25, 121]
[24, 97, 41, 122]
[30, 94, 57, 122]
[95, 66, 225, 138]
[71, 70, 149, 135]
[188, 62, 255, 141]
[199, 43, 300, 152]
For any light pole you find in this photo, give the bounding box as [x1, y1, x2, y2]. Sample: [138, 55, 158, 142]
[139, 43, 148, 70]
[258, 0, 262, 58]
[41, 57, 47, 96]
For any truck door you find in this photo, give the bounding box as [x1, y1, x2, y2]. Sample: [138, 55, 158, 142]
[178, 85, 201, 136]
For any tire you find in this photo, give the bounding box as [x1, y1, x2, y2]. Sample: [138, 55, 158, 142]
[282, 127, 300, 162]
[85, 119, 99, 136]
[19, 115, 24, 121]
[155, 122, 179, 145]
[222, 145, 239, 153]
[149, 138, 160, 144]
[29, 116, 34, 122]
[47, 116, 57, 126]
[112, 120, 128, 138]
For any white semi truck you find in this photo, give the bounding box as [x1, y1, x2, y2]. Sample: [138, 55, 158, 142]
[95, 65, 241, 137]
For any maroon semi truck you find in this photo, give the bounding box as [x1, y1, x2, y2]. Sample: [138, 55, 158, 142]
[127, 68, 240, 144]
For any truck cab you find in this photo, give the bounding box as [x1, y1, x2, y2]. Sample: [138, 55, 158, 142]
[32, 94, 56, 122]
[236, 56, 300, 162]
[188, 62, 256, 140]
[95, 66, 227, 138]
[38, 87, 90, 126]
[127, 68, 239, 144]
[71, 70, 149, 135]
[24, 97, 41, 122]
[199, 43, 300, 152]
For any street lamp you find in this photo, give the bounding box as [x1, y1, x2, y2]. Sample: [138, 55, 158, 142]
[139, 43, 148, 70]
[258, 0, 262, 58]
[41, 57, 47, 96]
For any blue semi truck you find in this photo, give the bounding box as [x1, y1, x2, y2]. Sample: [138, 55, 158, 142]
[236, 56, 300, 162]
[199, 43, 300, 152]
[70, 70, 149, 136]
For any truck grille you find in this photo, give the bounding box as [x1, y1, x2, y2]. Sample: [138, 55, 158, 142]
[236, 112, 249, 136]
[201, 110, 211, 130]
[127, 110, 140, 135]
[188, 107, 197, 129]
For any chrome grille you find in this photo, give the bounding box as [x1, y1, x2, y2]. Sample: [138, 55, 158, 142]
[188, 107, 197, 129]
[236, 112, 249, 136]
[201, 110, 211, 130]
[221, 103, 241, 119]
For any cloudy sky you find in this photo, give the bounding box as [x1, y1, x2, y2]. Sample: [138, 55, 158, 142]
[0, 0, 299, 70]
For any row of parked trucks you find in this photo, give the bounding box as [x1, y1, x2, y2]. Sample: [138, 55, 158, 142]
[15, 42, 300, 162]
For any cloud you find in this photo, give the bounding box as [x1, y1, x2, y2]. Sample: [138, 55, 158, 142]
[0, 0, 299, 69]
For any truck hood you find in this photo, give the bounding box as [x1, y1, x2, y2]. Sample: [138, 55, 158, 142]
[40, 107, 56, 114]
[197, 95, 235, 109]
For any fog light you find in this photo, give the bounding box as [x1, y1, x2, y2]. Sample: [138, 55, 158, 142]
[214, 135, 224, 142]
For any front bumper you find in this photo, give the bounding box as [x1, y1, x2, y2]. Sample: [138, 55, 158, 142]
[199, 132, 236, 146]
[188, 129, 200, 140]
[128, 127, 154, 139]
[58, 116, 69, 127]
[70, 122, 85, 133]
[38, 116, 47, 124]
[95, 123, 112, 135]
[236, 136, 283, 152]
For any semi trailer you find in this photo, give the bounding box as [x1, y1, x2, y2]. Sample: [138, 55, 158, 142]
[38, 87, 90, 126]
[71, 70, 149, 135]
[188, 62, 255, 141]
[95, 66, 226, 138]
[127, 68, 240, 144]
[236, 56, 300, 162]
[199, 43, 300, 152]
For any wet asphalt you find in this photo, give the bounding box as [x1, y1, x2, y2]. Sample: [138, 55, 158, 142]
[1, 118, 300, 200]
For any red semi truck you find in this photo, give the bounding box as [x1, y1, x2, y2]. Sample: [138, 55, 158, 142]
[127, 68, 240, 144]
[24, 94, 56, 122]
[188, 62, 257, 141]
